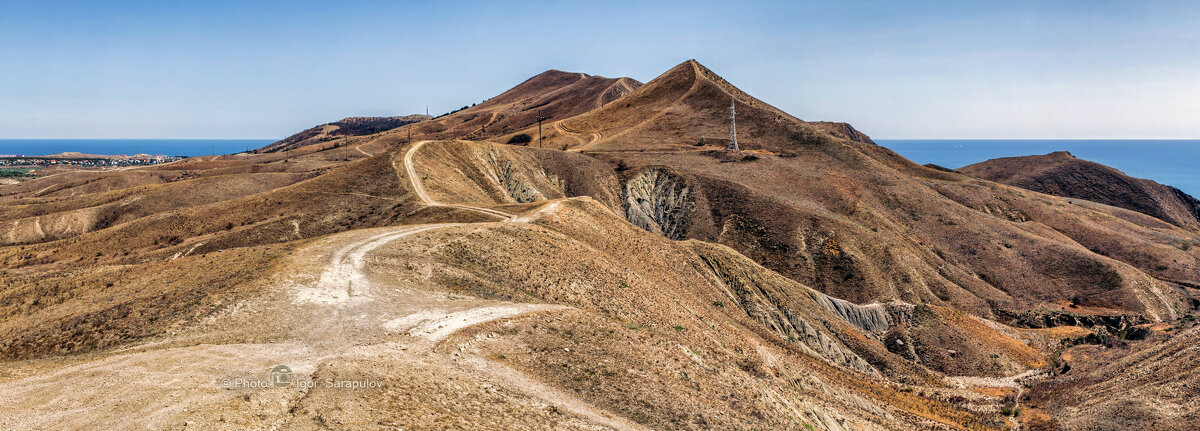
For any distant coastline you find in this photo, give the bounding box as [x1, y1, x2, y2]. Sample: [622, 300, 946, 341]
[878, 139, 1200, 198]
[0, 139, 274, 158]
[2, 138, 1196, 199]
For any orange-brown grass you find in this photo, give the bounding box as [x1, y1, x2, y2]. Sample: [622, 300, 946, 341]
[0, 242, 295, 360]
[933, 305, 1046, 368]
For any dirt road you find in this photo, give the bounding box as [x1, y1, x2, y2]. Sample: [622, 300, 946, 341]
[0, 140, 645, 430]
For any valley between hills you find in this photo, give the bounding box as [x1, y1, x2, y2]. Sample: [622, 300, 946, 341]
[1, 60, 1198, 430]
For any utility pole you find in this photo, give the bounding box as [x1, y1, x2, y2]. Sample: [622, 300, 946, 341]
[727, 96, 739, 151]
[536, 110, 547, 148]
[407, 128, 412, 143]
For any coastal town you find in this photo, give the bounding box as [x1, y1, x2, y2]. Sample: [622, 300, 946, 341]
[0, 153, 183, 169]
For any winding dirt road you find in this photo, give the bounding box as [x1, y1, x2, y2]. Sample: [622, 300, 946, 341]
[0, 140, 646, 430]
[554, 121, 602, 150]
[401, 140, 517, 221]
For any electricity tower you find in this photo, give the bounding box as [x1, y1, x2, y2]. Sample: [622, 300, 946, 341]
[536, 110, 548, 147]
[727, 96, 739, 151]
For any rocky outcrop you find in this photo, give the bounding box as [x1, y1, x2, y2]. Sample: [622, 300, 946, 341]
[623, 168, 692, 240]
[999, 309, 1147, 335]
[484, 150, 548, 203]
[689, 241, 878, 375]
[810, 292, 892, 334]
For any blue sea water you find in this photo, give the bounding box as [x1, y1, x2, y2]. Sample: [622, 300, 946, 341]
[877, 140, 1200, 198]
[0, 139, 273, 158]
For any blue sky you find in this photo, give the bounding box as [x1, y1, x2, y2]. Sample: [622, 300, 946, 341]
[2, 0, 1199, 139]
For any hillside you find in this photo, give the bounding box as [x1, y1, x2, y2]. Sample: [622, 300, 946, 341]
[1024, 321, 1200, 429]
[405, 70, 642, 145]
[256, 115, 430, 153]
[960, 151, 1200, 231]
[0, 140, 1021, 430]
[512, 60, 1196, 325]
[503, 60, 871, 153]
[1, 59, 1197, 430]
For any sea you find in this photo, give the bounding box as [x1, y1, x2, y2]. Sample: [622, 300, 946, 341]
[876, 140, 1200, 198]
[0, 139, 273, 158]
[0, 138, 1197, 198]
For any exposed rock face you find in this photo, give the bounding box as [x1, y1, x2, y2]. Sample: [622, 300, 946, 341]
[484, 150, 549, 203]
[623, 168, 692, 240]
[691, 241, 878, 375]
[999, 309, 1147, 333]
[811, 292, 892, 334]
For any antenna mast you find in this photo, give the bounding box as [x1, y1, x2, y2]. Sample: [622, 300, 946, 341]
[727, 96, 739, 151]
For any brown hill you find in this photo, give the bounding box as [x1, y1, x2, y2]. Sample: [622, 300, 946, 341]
[402, 70, 641, 145]
[0, 140, 1022, 429]
[2, 59, 1198, 430]
[499, 60, 1195, 326]
[506, 60, 872, 152]
[256, 114, 430, 153]
[960, 151, 1200, 231]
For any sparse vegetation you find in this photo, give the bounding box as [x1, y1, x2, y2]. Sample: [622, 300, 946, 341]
[0, 167, 36, 178]
[2, 58, 1194, 431]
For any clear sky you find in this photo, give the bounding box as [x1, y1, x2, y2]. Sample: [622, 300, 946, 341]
[2, 0, 1199, 139]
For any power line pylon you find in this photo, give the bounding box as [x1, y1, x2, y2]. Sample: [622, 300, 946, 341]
[536, 110, 548, 147]
[727, 96, 739, 151]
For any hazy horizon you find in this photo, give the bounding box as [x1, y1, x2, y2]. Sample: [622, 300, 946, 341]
[4, 1, 1200, 140]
